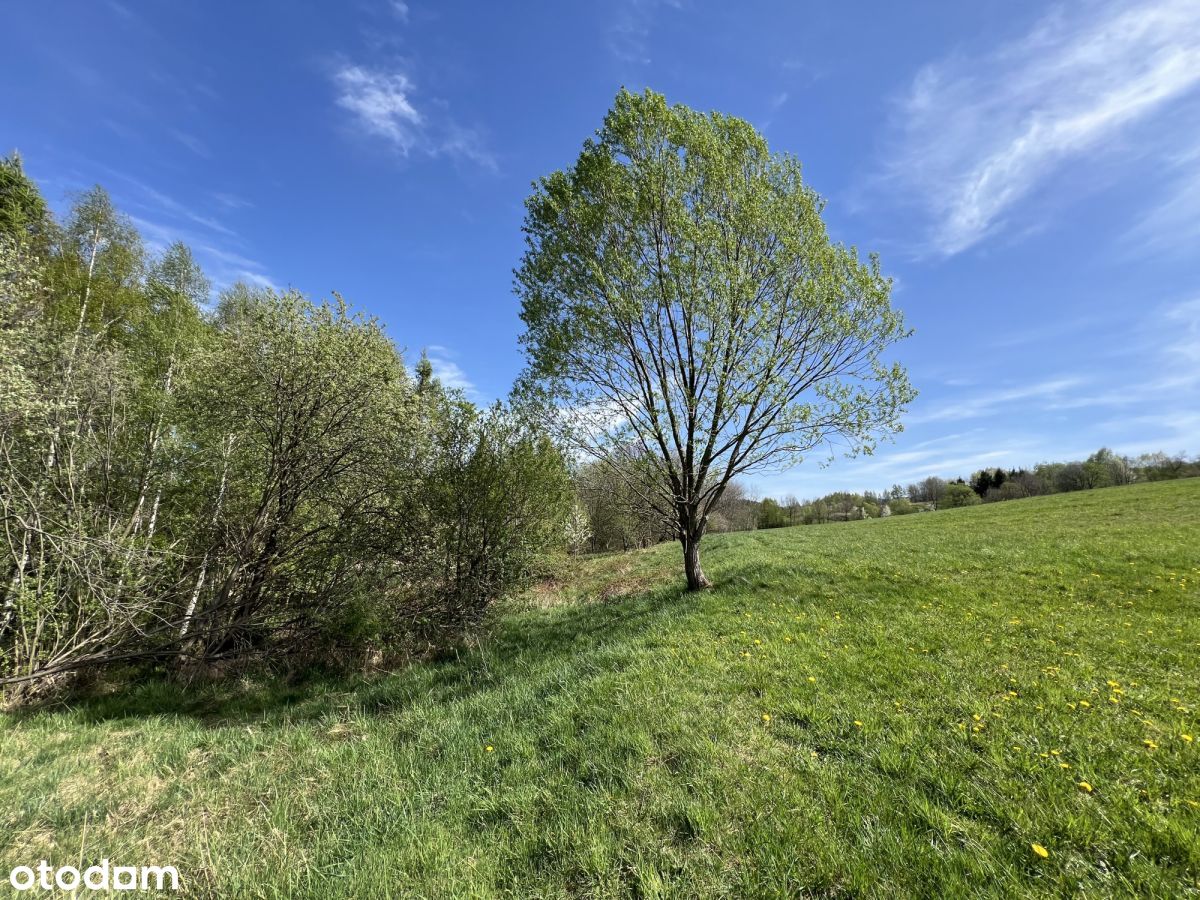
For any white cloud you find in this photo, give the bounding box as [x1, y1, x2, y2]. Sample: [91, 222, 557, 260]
[334, 65, 423, 153]
[332, 63, 496, 169]
[390, 0, 409, 22]
[424, 347, 479, 398]
[880, 0, 1200, 257]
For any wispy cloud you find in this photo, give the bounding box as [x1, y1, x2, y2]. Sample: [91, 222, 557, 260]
[130, 216, 277, 295]
[235, 269, 282, 292]
[759, 91, 790, 131]
[212, 191, 252, 210]
[100, 172, 276, 294]
[878, 0, 1200, 257]
[782, 295, 1199, 494]
[906, 377, 1086, 425]
[1093, 410, 1200, 456]
[332, 63, 496, 170]
[1124, 142, 1200, 258]
[985, 296, 1200, 416]
[102, 169, 237, 237]
[424, 345, 479, 398]
[607, 0, 682, 65]
[389, 0, 409, 22]
[106, 1, 136, 22]
[1162, 296, 1200, 370]
[169, 129, 211, 158]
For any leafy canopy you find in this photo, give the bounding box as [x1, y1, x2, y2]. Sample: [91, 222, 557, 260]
[517, 89, 915, 541]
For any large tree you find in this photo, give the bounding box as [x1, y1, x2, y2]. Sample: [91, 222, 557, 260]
[516, 89, 914, 590]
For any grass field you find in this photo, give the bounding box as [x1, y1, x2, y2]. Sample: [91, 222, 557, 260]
[2, 479, 1198, 897]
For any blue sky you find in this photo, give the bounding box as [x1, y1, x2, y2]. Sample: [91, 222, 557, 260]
[3, 0, 1198, 499]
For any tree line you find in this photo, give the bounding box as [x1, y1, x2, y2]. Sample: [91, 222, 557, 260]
[704, 446, 1197, 533]
[0, 154, 572, 697]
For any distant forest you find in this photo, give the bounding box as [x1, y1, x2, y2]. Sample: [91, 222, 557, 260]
[578, 447, 1199, 550]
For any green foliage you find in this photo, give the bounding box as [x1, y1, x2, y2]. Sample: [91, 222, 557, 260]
[920, 448, 1193, 510]
[0, 154, 51, 248]
[401, 397, 574, 636]
[517, 88, 914, 589]
[757, 497, 788, 529]
[941, 482, 982, 508]
[0, 165, 572, 693]
[573, 459, 667, 551]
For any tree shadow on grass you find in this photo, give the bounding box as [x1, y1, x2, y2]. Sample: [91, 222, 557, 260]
[10, 577, 693, 730]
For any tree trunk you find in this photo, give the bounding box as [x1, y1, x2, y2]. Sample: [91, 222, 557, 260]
[180, 433, 235, 644]
[682, 532, 711, 591]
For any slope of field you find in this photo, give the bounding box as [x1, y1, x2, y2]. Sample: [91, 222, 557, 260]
[2, 479, 1198, 897]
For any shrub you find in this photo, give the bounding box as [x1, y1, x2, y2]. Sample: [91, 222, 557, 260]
[940, 483, 981, 509]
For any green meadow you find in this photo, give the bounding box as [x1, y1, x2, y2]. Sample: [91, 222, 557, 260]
[2, 479, 1198, 898]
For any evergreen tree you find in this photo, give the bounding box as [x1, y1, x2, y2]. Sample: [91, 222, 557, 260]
[0, 152, 51, 248]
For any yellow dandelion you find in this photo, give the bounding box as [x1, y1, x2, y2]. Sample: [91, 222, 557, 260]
[1031, 843, 1049, 859]
[1059, 762, 1071, 769]
[1078, 781, 1093, 793]
[807, 676, 816, 683]
[1182, 734, 1194, 743]
[1144, 739, 1158, 750]
[1079, 700, 1090, 708]
[485, 745, 494, 753]
[853, 720, 863, 728]
[762, 713, 772, 723]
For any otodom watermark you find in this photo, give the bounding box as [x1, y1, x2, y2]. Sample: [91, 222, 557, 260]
[8, 860, 179, 892]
